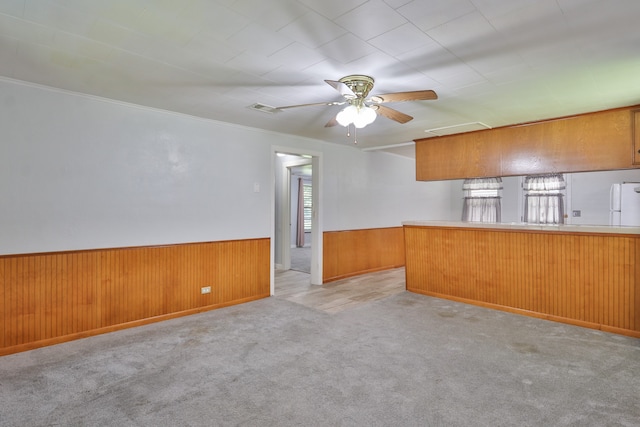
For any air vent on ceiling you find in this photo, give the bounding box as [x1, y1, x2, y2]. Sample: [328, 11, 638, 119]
[249, 103, 281, 114]
[425, 122, 491, 136]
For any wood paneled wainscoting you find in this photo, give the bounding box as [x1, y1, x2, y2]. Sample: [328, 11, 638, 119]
[404, 225, 640, 338]
[323, 227, 405, 283]
[0, 238, 270, 355]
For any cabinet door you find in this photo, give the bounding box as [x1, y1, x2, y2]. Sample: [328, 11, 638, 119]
[415, 135, 501, 180]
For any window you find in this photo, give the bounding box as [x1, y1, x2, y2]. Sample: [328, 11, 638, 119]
[303, 183, 312, 232]
[523, 174, 565, 224]
[462, 177, 502, 222]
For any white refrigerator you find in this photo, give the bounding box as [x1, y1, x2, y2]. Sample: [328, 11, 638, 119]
[610, 183, 640, 226]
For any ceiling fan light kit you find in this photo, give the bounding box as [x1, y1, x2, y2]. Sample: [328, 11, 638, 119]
[336, 104, 377, 128]
[276, 74, 438, 141]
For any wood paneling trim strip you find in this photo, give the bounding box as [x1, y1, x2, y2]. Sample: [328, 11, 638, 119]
[0, 238, 270, 355]
[323, 227, 405, 283]
[404, 226, 640, 338]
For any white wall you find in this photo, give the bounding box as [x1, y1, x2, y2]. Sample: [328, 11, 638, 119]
[0, 79, 278, 255]
[321, 148, 455, 230]
[0, 79, 458, 256]
[500, 176, 524, 223]
[568, 169, 640, 225]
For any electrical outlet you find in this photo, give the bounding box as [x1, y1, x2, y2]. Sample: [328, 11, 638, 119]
[201, 286, 211, 294]
[572, 210, 581, 217]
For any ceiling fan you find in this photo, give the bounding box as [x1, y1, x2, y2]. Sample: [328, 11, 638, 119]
[276, 74, 438, 129]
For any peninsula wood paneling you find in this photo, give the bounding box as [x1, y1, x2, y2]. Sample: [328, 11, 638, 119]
[404, 226, 640, 337]
[323, 227, 405, 283]
[415, 105, 639, 181]
[0, 238, 270, 355]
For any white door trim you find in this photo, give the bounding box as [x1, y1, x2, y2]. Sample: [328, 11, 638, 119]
[271, 146, 323, 295]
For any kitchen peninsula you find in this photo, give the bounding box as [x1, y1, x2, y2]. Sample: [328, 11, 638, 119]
[403, 221, 640, 338]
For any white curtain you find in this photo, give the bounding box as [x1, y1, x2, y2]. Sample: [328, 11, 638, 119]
[523, 174, 565, 224]
[461, 177, 502, 223]
[524, 195, 564, 224]
[462, 197, 502, 222]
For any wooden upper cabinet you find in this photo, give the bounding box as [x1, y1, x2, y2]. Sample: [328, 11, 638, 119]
[415, 105, 639, 181]
[557, 109, 631, 170]
[634, 109, 640, 165]
[414, 132, 501, 179]
[499, 123, 556, 175]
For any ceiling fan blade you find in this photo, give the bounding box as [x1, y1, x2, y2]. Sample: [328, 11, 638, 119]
[325, 80, 356, 98]
[325, 116, 339, 127]
[375, 105, 413, 124]
[369, 90, 437, 104]
[276, 101, 345, 110]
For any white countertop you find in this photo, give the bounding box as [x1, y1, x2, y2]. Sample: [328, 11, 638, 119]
[402, 220, 640, 235]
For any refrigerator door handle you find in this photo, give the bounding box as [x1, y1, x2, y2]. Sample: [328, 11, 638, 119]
[610, 184, 615, 210]
[609, 184, 619, 211]
[610, 183, 622, 211]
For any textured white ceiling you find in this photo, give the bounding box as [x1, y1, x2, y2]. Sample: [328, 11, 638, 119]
[1, 0, 640, 155]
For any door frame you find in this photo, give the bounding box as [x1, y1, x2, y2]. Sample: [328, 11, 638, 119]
[271, 146, 323, 295]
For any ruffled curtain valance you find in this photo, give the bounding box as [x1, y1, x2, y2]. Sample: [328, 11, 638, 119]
[523, 174, 565, 192]
[462, 177, 503, 190]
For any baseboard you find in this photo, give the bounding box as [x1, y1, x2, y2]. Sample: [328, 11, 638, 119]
[323, 264, 404, 283]
[407, 288, 640, 339]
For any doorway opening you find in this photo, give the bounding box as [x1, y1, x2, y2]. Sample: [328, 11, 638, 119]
[271, 147, 323, 295]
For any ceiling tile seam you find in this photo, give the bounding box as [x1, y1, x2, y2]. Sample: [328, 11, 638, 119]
[0, 11, 234, 80]
[477, 24, 555, 76]
[396, 4, 469, 33]
[376, 12, 490, 86]
[269, 7, 316, 33]
[282, 7, 403, 52]
[266, 41, 328, 71]
[301, 1, 368, 22]
[421, 11, 531, 88]
[361, 21, 410, 44]
[423, 10, 488, 61]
